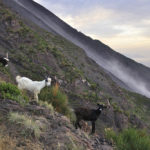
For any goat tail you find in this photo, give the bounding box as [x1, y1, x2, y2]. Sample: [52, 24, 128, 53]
[16, 75, 21, 83]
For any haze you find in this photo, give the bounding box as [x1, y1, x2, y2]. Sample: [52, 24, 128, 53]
[33, 0, 150, 67]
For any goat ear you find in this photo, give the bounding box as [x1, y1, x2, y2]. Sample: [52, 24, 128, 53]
[97, 103, 100, 107]
[54, 76, 57, 80]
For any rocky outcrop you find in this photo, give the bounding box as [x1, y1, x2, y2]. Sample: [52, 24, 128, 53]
[0, 99, 113, 150]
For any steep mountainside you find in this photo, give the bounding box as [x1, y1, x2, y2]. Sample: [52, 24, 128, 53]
[1, 0, 150, 130]
[0, 99, 115, 150]
[0, 0, 150, 149]
[2, 0, 150, 98]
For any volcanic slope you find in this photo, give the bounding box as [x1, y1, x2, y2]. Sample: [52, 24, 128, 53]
[0, 0, 150, 146]
[3, 0, 150, 98]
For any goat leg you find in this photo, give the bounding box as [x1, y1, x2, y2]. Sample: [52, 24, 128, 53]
[91, 121, 95, 134]
[77, 122, 81, 129]
[34, 92, 39, 102]
[75, 121, 78, 129]
[75, 119, 81, 129]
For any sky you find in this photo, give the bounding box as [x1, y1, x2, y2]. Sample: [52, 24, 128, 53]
[34, 0, 150, 67]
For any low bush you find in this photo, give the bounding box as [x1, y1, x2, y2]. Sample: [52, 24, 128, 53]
[39, 84, 75, 121]
[105, 128, 150, 150]
[0, 82, 28, 105]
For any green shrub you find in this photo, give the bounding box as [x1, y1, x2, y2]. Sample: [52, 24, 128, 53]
[39, 84, 75, 121]
[81, 91, 99, 102]
[0, 82, 28, 105]
[17, 24, 30, 37]
[112, 102, 123, 113]
[105, 128, 150, 150]
[90, 83, 97, 90]
[8, 112, 43, 138]
[0, 64, 10, 75]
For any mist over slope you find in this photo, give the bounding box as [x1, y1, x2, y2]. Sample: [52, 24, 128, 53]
[3, 0, 150, 98]
[1, 0, 150, 147]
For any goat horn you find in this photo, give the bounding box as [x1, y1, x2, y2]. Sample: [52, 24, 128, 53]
[106, 99, 111, 108]
[54, 76, 58, 80]
[6, 52, 8, 58]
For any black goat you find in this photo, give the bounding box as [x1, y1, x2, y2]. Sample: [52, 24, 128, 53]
[0, 53, 9, 67]
[74, 104, 107, 134]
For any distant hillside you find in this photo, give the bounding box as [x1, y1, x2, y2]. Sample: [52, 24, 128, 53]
[3, 0, 150, 98]
[1, 1, 150, 149]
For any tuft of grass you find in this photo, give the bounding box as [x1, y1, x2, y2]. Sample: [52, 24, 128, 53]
[39, 84, 75, 121]
[0, 82, 29, 105]
[38, 100, 54, 114]
[8, 112, 43, 138]
[105, 128, 150, 150]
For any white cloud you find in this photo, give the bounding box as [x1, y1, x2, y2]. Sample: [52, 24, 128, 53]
[113, 25, 142, 36]
[61, 7, 115, 29]
[33, 0, 43, 3]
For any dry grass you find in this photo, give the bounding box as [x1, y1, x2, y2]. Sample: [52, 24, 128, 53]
[0, 122, 43, 150]
[0, 135, 16, 150]
[0, 134, 43, 150]
[38, 100, 54, 114]
[8, 112, 44, 138]
[53, 83, 59, 96]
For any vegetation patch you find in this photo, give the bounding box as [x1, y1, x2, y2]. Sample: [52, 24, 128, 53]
[105, 128, 150, 150]
[38, 100, 54, 114]
[51, 47, 83, 82]
[123, 89, 150, 125]
[112, 102, 123, 113]
[8, 112, 43, 138]
[0, 82, 28, 105]
[0, 133, 43, 150]
[39, 84, 75, 121]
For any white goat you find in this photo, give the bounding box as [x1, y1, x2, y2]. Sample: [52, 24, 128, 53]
[16, 76, 51, 101]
